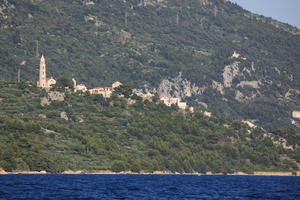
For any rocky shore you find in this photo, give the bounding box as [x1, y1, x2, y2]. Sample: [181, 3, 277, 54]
[1, 168, 300, 176]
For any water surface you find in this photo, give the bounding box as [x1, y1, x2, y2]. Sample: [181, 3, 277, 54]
[0, 175, 300, 199]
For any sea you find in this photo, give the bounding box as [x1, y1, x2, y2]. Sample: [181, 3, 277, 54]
[0, 175, 300, 200]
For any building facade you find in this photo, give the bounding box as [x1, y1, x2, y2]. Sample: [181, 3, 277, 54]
[159, 96, 180, 107]
[89, 87, 113, 98]
[37, 55, 56, 89]
[292, 111, 300, 119]
[89, 81, 123, 98]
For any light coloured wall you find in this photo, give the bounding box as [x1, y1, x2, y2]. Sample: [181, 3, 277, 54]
[46, 78, 56, 88]
[292, 111, 300, 119]
[178, 102, 187, 110]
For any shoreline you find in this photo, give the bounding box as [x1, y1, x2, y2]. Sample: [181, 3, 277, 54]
[1, 169, 300, 176]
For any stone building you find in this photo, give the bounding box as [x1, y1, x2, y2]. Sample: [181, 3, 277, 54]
[37, 55, 56, 89]
[72, 78, 87, 92]
[292, 111, 300, 119]
[112, 81, 122, 89]
[231, 51, 241, 58]
[89, 87, 113, 98]
[89, 81, 123, 98]
[159, 96, 180, 106]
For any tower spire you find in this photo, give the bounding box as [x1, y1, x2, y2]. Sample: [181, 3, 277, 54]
[38, 54, 46, 88]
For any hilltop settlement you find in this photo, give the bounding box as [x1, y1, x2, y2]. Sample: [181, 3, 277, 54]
[0, 54, 300, 174]
[37, 55, 194, 112]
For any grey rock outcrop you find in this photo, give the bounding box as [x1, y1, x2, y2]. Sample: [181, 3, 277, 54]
[38, 114, 47, 119]
[223, 61, 240, 88]
[40, 91, 65, 106]
[40, 97, 51, 106]
[155, 72, 205, 99]
[48, 91, 65, 102]
[60, 111, 69, 121]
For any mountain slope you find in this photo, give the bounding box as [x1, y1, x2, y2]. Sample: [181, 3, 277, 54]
[0, 81, 299, 173]
[0, 0, 300, 129]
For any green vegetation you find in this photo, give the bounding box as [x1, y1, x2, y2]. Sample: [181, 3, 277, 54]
[53, 76, 74, 91]
[114, 84, 133, 98]
[0, 0, 299, 130]
[0, 81, 299, 173]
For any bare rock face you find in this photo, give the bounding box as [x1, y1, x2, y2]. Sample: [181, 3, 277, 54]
[284, 89, 300, 100]
[197, 101, 208, 109]
[138, 0, 167, 7]
[150, 61, 264, 102]
[38, 114, 47, 119]
[235, 90, 245, 102]
[208, 61, 264, 102]
[40, 97, 51, 106]
[76, 115, 84, 123]
[223, 61, 240, 88]
[237, 81, 260, 89]
[212, 81, 224, 95]
[156, 72, 205, 99]
[149, 61, 266, 105]
[60, 111, 69, 121]
[48, 91, 65, 102]
[40, 91, 65, 106]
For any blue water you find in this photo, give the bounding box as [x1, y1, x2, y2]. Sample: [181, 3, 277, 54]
[0, 175, 300, 200]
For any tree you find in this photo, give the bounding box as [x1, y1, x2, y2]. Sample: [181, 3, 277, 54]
[114, 84, 132, 98]
[130, 160, 141, 173]
[111, 160, 127, 172]
[130, 94, 142, 101]
[151, 95, 159, 103]
[54, 76, 74, 90]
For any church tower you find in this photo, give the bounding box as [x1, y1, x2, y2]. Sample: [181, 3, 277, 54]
[38, 55, 46, 88]
[37, 55, 56, 89]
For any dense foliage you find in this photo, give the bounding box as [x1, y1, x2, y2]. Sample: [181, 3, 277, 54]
[0, 81, 299, 173]
[0, 0, 300, 130]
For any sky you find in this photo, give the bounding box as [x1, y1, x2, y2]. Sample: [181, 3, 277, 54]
[230, 0, 300, 28]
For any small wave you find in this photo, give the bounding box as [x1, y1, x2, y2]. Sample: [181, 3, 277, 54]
[127, 186, 141, 191]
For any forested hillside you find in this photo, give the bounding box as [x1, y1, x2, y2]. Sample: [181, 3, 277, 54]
[0, 81, 299, 173]
[0, 0, 300, 129]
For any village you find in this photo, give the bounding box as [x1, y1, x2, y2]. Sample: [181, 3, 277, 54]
[37, 55, 194, 112]
[36, 55, 300, 122]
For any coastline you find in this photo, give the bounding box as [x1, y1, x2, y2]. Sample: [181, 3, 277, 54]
[1, 169, 300, 176]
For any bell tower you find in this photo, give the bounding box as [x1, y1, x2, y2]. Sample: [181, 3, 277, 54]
[38, 55, 46, 88]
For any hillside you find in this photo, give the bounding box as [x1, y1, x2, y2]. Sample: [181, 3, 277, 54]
[0, 81, 300, 173]
[0, 0, 300, 130]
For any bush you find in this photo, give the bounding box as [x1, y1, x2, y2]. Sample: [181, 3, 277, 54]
[111, 160, 127, 172]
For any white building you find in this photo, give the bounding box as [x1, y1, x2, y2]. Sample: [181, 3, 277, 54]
[292, 111, 300, 119]
[72, 78, 87, 92]
[203, 111, 212, 117]
[177, 102, 187, 110]
[159, 96, 192, 111]
[231, 51, 241, 59]
[75, 84, 87, 92]
[37, 55, 56, 89]
[160, 96, 180, 107]
[89, 87, 112, 98]
[83, 0, 95, 5]
[112, 81, 122, 89]
[89, 81, 123, 98]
